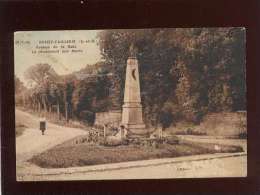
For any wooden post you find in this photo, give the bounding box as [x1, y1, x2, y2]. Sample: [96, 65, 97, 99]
[103, 124, 107, 138]
[158, 126, 163, 139]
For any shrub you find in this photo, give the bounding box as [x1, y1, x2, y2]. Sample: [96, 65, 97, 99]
[238, 132, 247, 139]
[99, 137, 128, 146]
[15, 123, 27, 137]
[174, 127, 206, 136]
[79, 110, 95, 125]
[165, 136, 179, 144]
[159, 106, 173, 130]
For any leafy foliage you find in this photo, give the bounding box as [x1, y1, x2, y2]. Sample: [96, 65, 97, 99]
[98, 28, 246, 126]
[19, 62, 112, 124]
[16, 28, 246, 128]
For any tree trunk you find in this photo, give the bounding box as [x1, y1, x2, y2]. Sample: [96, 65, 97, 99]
[38, 101, 41, 113]
[57, 102, 61, 120]
[33, 101, 36, 111]
[34, 99, 37, 111]
[65, 102, 69, 122]
[43, 96, 47, 113]
[22, 93, 26, 107]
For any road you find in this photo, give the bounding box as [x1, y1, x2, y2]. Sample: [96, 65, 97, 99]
[16, 109, 247, 181]
[18, 153, 246, 181]
[16, 109, 88, 169]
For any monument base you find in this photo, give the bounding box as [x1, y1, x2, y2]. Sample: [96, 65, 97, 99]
[125, 123, 149, 138]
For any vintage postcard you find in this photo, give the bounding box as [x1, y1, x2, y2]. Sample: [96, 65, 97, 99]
[14, 28, 247, 181]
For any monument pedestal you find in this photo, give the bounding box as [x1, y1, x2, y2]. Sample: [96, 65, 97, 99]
[122, 52, 147, 137]
[122, 103, 147, 137]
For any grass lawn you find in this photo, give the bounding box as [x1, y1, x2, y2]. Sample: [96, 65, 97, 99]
[29, 136, 243, 168]
[16, 123, 27, 137]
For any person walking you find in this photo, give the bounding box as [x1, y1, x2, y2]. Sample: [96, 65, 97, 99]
[39, 118, 46, 135]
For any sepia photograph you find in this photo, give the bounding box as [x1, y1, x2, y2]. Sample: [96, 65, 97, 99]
[14, 28, 247, 181]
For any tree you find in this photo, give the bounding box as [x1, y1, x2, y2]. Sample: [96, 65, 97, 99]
[23, 63, 59, 114]
[20, 28, 246, 128]
[15, 75, 27, 106]
[24, 63, 58, 86]
[98, 28, 246, 127]
[15, 75, 25, 94]
[98, 29, 179, 126]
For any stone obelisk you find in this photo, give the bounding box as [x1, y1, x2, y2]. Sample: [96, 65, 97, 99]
[122, 44, 146, 137]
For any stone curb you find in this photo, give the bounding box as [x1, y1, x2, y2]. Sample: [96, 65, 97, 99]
[24, 152, 246, 177]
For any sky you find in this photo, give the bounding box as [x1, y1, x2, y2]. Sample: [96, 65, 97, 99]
[14, 30, 103, 86]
